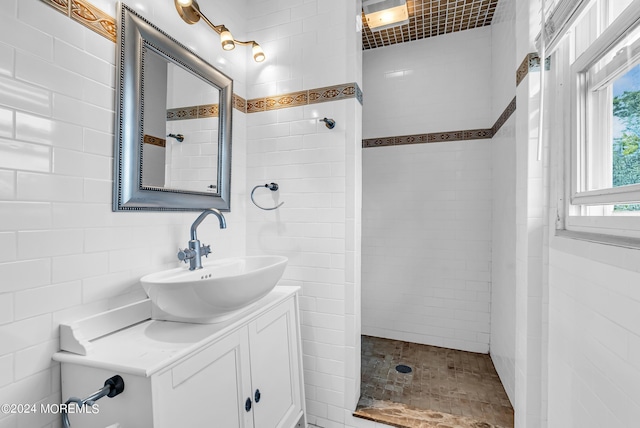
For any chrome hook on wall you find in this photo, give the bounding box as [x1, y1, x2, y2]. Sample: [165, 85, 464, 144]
[251, 183, 284, 210]
[167, 133, 184, 142]
[319, 117, 335, 129]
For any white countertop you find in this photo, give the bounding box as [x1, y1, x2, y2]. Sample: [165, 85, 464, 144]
[52, 286, 298, 377]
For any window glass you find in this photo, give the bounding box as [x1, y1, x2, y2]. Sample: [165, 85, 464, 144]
[612, 64, 640, 189]
[583, 26, 640, 197]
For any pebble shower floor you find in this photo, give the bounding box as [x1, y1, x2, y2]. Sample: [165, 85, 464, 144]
[354, 336, 514, 428]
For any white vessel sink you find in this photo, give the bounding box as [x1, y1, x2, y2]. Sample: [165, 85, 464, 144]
[140, 255, 288, 323]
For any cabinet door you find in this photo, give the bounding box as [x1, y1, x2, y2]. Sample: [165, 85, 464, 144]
[153, 328, 253, 428]
[249, 298, 303, 428]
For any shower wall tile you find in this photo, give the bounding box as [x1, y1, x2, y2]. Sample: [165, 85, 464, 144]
[360, 137, 493, 354]
[361, 24, 492, 354]
[363, 26, 492, 140]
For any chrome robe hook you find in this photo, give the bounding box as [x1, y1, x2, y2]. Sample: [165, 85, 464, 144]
[320, 118, 335, 129]
[167, 133, 184, 142]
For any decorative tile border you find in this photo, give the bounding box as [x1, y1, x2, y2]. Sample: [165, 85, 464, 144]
[363, 97, 516, 148]
[492, 96, 516, 136]
[143, 134, 166, 148]
[166, 103, 218, 121]
[70, 0, 117, 42]
[363, 128, 494, 148]
[38, 0, 363, 115]
[246, 83, 363, 113]
[41, 0, 116, 42]
[46, 0, 68, 15]
[516, 52, 551, 86]
[171, 83, 364, 116]
[233, 94, 246, 112]
[246, 98, 266, 114]
[38, 0, 252, 114]
[309, 83, 358, 104]
[516, 55, 530, 87]
[266, 90, 308, 111]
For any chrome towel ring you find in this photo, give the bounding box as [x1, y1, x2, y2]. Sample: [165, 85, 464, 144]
[251, 183, 284, 210]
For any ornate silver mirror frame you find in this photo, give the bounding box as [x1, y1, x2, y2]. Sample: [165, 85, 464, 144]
[113, 3, 233, 211]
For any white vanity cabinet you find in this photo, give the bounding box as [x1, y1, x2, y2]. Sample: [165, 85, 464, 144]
[153, 297, 303, 428]
[54, 287, 305, 428]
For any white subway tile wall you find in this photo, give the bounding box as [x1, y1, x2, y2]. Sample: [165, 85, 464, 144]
[548, 246, 640, 428]
[362, 140, 492, 353]
[246, 99, 366, 427]
[362, 26, 493, 140]
[0, 1, 248, 427]
[244, 1, 366, 427]
[361, 26, 493, 353]
[489, 0, 517, 407]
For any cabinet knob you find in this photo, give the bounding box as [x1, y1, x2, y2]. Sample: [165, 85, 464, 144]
[245, 397, 252, 412]
[254, 389, 261, 403]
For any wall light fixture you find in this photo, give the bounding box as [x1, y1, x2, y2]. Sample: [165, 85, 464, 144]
[174, 0, 265, 62]
[362, 0, 410, 31]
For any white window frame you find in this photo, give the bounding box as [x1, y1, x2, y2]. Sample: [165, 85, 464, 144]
[564, 0, 640, 239]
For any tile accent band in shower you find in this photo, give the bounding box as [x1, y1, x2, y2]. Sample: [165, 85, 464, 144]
[363, 128, 493, 148]
[362, 96, 516, 149]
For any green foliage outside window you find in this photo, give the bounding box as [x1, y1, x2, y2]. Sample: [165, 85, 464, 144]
[612, 90, 640, 210]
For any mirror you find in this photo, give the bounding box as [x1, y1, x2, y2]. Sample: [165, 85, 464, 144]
[114, 3, 233, 211]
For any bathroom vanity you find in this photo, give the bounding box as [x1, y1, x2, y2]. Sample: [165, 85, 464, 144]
[53, 287, 305, 428]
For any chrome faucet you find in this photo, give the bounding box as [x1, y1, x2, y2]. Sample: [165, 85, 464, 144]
[177, 208, 227, 270]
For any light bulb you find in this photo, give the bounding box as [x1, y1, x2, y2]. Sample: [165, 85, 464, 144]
[220, 26, 235, 51]
[252, 42, 265, 62]
[176, 0, 193, 6]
